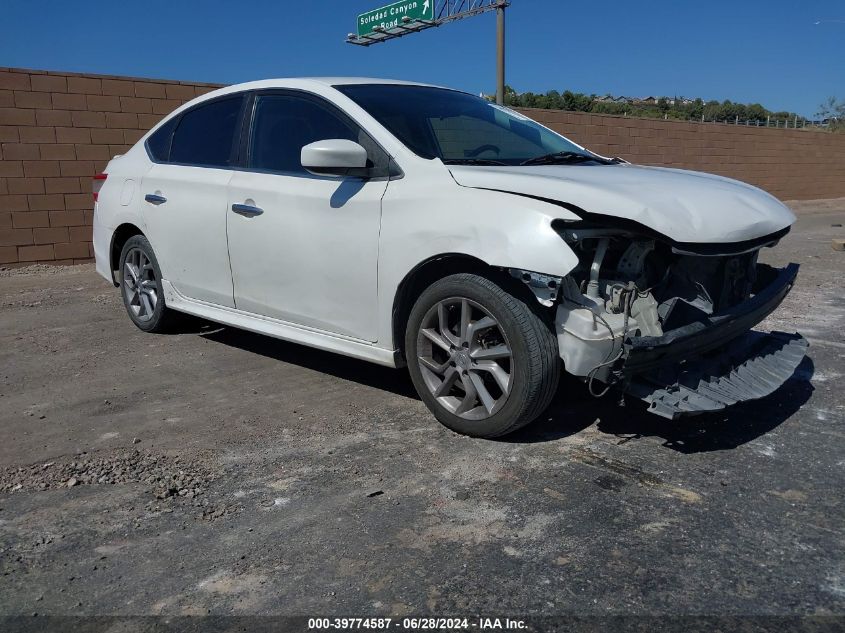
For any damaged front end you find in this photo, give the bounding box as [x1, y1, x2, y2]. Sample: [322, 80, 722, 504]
[551, 222, 807, 419]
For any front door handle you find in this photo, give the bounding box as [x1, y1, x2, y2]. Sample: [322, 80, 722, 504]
[231, 203, 264, 217]
[144, 193, 167, 205]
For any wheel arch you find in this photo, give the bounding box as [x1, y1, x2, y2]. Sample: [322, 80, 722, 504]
[391, 253, 548, 360]
[109, 223, 146, 286]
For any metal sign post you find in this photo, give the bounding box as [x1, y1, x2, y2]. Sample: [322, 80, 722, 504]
[347, 1, 509, 103]
[496, 3, 505, 104]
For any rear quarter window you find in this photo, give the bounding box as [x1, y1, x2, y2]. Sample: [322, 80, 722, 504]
[146, 116, 177, 162]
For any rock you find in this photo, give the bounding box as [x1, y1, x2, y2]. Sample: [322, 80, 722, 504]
[366, 490, 384, 498]
[132, 437, 140, 444]
[66, 478, 79, 488]
[832, 239, 845, 252]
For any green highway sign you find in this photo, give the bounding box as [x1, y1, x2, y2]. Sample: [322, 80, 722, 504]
[357, 0, 434, 37]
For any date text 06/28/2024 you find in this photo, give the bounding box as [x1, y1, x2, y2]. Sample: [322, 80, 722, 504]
[307, 617, 528, 630]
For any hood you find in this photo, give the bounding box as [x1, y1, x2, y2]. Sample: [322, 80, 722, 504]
[448, 163, 795, 244]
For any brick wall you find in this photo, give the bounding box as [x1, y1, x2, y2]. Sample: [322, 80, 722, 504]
[1, 67, 845, 267]
[0, 68, 219, 266]
[519, 108, 845, 202]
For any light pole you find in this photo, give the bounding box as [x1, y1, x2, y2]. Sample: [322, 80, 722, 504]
[496, 2, 506, 105]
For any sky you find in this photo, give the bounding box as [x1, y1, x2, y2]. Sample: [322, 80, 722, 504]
[2, 1, 843, 117]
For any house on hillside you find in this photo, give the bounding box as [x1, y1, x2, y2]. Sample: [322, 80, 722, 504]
[594, 95, 635, 104]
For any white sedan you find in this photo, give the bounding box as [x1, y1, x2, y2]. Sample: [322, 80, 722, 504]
[93, 78, 806, 438]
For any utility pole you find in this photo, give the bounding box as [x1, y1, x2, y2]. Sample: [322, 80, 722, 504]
[496, 2, 506, 104]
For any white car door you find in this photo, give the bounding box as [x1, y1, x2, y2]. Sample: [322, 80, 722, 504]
[140, 95, 245, 307]
[226, 91, 389, 342]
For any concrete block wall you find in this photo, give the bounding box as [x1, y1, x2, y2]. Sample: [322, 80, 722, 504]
[0, 68, 219, 266]
[2, 67, 844, 266]
[521, 108, 845, 201]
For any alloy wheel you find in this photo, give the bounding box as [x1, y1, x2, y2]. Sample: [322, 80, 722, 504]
[122, 247, 158, 322]
[416, 297, 513, 420]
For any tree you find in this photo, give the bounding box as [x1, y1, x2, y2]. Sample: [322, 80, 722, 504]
[688, 98, 704, 120]
[703, 100, 721, 121]
[495, 86, 809, 127]
[817, 97, 845, 131]
[746, 103, 767, 122]
[544, 90, 563, 110]
[502, 84, 518, 106]
[561, 90, 592, 112]
[520, 92, 538, 108]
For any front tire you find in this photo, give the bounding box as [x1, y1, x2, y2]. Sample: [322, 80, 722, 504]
[405, 273, 560, 438]
[119, 235, 176, 333]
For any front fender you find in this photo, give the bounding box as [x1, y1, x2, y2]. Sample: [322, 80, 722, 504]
[377, 178, 581, 347]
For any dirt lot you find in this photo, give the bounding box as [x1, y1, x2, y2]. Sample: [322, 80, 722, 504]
[0, 203, 843, 622]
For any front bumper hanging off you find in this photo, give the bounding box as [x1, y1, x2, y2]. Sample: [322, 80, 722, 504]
[626, 331, 808, 419]
[621, 263, 808, 419]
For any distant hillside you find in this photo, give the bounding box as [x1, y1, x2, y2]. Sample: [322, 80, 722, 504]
[494, 87, 808, 125]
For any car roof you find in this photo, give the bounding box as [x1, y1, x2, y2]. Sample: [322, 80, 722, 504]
[213, 77, 443, 92]
[186, 77, 459, 110]
[303, 77, 440, 87]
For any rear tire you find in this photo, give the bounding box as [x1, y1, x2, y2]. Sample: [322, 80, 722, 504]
[405, 273, 560, 438]
[118, 235, 177, 333]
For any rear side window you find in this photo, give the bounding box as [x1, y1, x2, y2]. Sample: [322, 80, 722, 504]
[169, 97, 243, 167]
[146, 116, 177, 161]
[249, 94, 360, 174]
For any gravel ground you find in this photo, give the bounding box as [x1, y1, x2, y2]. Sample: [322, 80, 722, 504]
[0, 203, 843, 625]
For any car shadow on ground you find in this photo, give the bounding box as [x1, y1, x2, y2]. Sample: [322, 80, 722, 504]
[197, 323, 419, 399]
[192, 320, 815, 455]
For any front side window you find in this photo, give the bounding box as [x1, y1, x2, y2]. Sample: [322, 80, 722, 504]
[169, 97, 243, 167]
[249, 94, 360, 174]
[336, 84, 601, 165]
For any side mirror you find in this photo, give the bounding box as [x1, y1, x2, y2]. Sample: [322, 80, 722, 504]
[301, 139, 369, 177]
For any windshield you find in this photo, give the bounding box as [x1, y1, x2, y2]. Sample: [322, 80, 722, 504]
[336, 84, 602, 166]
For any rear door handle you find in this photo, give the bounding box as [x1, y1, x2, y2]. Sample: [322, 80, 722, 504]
[231, 203, 264, 217]
[144, 193, 167, 205]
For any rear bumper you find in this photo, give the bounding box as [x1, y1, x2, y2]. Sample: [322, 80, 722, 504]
[92, 206, 115, 284]
[620, 262, 806, 418]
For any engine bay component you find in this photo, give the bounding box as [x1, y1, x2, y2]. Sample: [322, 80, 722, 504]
[617, 240, 655, 280]
[553, 225, 801, 406]
[586, 237, 609, 299]
[555, 279, 629, 379]
[508, 268, 562, 307]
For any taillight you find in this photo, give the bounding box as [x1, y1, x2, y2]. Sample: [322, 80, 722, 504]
[93, 173, 108, 202]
